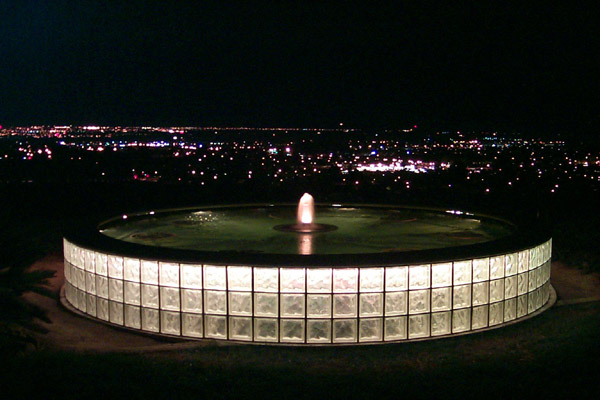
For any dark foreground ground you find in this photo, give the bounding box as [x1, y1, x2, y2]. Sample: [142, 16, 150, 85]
[2, 300, 600, 399]
[1, 182, 600, 399]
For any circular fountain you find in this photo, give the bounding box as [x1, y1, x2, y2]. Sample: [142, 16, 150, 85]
[62, 194, 553, 344]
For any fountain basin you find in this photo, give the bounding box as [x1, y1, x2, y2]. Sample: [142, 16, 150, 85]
[62, 203, 552, 344]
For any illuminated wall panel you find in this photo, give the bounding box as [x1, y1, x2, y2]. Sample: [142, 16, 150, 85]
[62, 238, 553, 344]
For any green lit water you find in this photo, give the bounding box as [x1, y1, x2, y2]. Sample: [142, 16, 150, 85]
[100, 207, 513, 255]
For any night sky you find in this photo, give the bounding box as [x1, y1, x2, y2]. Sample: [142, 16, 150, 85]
[1, 1, 598, 136]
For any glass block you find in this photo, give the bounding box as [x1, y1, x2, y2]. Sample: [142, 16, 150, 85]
[229, 317, 252, 341]
[333, 268, 358, 293]
[228, 292, 251, 316]
[431, 312, 451, 336]
[83, 249, 95, 272]
[142, 308, 159, 332]
[360, 268, 383, 292]
[505, 253, 517, 276]
[160, 287, 180, 311]
[529, 246, 539, 269]
[109, 301, 123, 325]
[307, 294, 331, 318]
[490, 256, 505, 279]
[359, 293, 383, 317]
[204, 265, 226, 290]
[409, 289, 430, 314]
[63, 240, 71, 263]
[517, 295, 527, 317]
[472, 282, 489, 306]
[77, 289, 86, 312]
[528, 292, 536, 313]
[141, 284, 159, 308]
[333, 294, 357, 317]
[204, 290, 226, 314]
[359, 318, 382, 342]
[227, 266, 252, 291]
[72, 246, 83, 268]
[307, 268, 332, 293]
[409, 264, 430, 289]
[64, 261, 71, 284]
[281, 294, 305, 317]
[254, 293, 278, 317]
[431, 287, 452, 311]
[490, 279, 504, 303]
[124, 305, 141, 329]
[159, 262, 180, 287]
[472, 258, 489, 283]
[281, 319, 305, 343]
[453, 260, 472, 285]
[528, 270, 536, 291]
[180, 264, 203, 289]
[504, 298, 517, 322]
[70, 267, 80, 290]
[123, 258, 140, 282]
[64, 285, 76, 308]
[385, 291, 407, 316]
[505, 275, 517, 299]
[518, 250, 529, 273]
[161, 311, 180, 335]
[182, 313, 203, 338]
[86, 294, 97, 317]
[517, 273, 528, 295]
[65, 282, 73, 306]
[385, 266, 408, 291]
[333, 319, 357, 343]
[97, 298, 109, 321]
[453, 284, 471, 309]
[254, 318, 278, 342]
[408, 314, 430, 339]
[108, 278, 123, 302]
[124, 281, 140, 305]
[536, 288, 543, 310]
[489, 302, 503, 326]
[307, 319, 332, 343]
[69, 287, 80, 310]
[472, 305, 489, 329]
[182, 289, 203, 313]
[431, 263, 452, 288]
[542, 282, 550, 304]
[254, 267, 278, 292]
[95, 252, 108, 276]
[205, 315, 226, 339]
[108, 255, 123, 279]
[85, 271, 96, 294]
[535, 267, 543, 289]
[140, 260, 158, 284]
[384, 316, 407, 340]
[76, 267, 85, 290]
[452, 309, 471, 333]
[280, 268, 305, 293]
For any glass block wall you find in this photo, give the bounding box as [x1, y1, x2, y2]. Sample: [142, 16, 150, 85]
[63, 239, 552, 344]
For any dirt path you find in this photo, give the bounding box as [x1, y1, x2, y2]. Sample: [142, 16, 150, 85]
[23, 253, 600, 353]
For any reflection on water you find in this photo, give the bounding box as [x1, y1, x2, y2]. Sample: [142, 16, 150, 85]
[298, 233, 313, 255]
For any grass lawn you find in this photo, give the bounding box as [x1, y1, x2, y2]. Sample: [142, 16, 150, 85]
[1, 301, 599, 399]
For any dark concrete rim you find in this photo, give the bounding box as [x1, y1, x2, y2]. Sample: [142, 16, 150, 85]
[64, 203, 551, 268]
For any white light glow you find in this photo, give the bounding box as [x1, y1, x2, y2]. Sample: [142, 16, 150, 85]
[298, 193, 314, 224]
